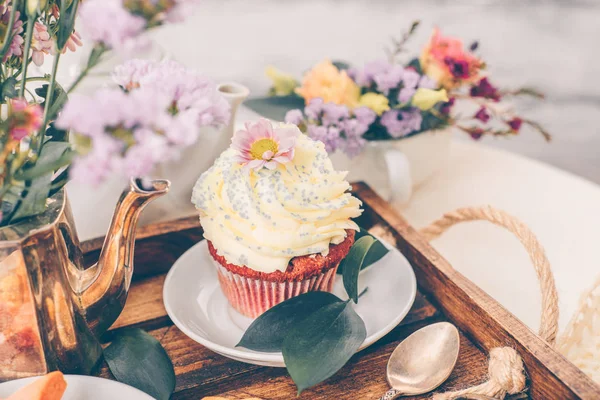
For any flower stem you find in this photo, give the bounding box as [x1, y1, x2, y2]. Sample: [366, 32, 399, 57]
[67, 44, 106, 94]
[32, 53, 61, 155]
[19, 15, 36, 98]
[0, 1, 18, 57]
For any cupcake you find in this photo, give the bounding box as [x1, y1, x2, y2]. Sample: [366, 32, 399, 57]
[192, 119, 362, 318]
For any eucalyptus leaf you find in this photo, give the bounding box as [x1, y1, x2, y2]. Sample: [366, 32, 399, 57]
[1, 77, 17, 101]
[244, 95, 305, 122]
[337, 227, 389, 275]
[15, 141, 73, 181]
[103, 328, 175, 400]
[56, 0, 80, 50]
[342, 236, 375, 303]
[238, 291, 342, 352]
[282, 300, 366, 394]
[8, 173, 51, 222]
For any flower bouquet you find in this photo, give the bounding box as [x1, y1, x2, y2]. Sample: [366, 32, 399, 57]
[0, 1, 231, 397]
[245, 21, 551, 202]
[0, 0, 230, 226]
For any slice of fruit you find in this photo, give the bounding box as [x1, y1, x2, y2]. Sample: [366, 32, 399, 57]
[6, 371, 67, 400]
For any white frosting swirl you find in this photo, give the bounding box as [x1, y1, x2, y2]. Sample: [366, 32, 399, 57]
[191, 131, 362, 273]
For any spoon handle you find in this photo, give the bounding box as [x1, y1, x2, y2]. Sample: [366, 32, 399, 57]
[379, 388, 403, 399]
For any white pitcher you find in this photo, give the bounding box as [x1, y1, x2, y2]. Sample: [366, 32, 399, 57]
[330, 128, 452, 205]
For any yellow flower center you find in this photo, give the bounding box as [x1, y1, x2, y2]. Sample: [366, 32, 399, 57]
[250, 138, 278, 160]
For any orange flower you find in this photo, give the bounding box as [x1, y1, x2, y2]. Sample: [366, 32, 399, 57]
[420, 28, 483, 89]
[295, 60, 360, 108]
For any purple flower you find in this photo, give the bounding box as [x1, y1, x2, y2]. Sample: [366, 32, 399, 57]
[380, 108, 423, 138]
[403, 69, 421, 89]
[397, 87, 416, 103]
[306, 124, 342, 153]
[353, 106, 377, 126]
[474, 106, 490, 123]
[305, 98, 324, 120]
[69, 135, 121, 186]
[78, 0, 148, 52]
[113, 59, 230, 128]
[56, 85, 220, 185]
[373, 64, 405, 95]
[418, 75, 438, 89]
[284, 109, 304, 125]
[321, 103, 350, 126]
[348, 60, 389, 87]
[470, 77, 501, 101]
[341, 136, 367, 157]
[112, 59, 155, 90]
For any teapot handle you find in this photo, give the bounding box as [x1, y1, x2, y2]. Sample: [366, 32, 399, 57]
[382, 147, 412, 205]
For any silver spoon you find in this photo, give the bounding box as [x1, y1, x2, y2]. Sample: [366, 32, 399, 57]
[379, 322, 460, 399]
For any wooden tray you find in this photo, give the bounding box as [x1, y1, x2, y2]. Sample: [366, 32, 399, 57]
[83, 183, 600, 399]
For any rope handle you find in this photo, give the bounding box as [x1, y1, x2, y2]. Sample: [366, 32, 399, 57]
[418, 206, 560, 400]
[419, 205, 559, 344]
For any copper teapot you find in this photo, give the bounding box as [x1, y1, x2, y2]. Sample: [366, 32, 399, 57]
[0, 178, 169, 381]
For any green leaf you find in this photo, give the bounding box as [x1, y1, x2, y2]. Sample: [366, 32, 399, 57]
[282, 300, 366, 394]
[342, 236, 375, 303]
[244, 95, 305, 122]
[45, 122, 69, 142]
[56, 0, 79, 51]
[87, 44, 106, 69]
[8, 173, 52, 222]
[338, 227, 389, 275]
[36, 83, 68, 121]
[1, 77, 17, 101]
[103, 328, 175, 400]
[15, 141, 74, 181]
[332, 60, 351, 71]
[238, 291, 342, 352]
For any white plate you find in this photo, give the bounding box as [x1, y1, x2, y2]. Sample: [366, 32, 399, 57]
[0, 375, 153, 399]
[163, 239, 417, 367]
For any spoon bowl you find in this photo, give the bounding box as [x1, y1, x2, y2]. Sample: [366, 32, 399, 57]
[380, 322, 460, 399]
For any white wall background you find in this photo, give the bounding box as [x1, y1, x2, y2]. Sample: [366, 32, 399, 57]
[146, 0, 600, 183]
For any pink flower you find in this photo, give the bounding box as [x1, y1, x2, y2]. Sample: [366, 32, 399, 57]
[31, 22, 55, 66]
[231, 119, 299, 171]
[420, 28, 483, 89]
[62, 30, 83, 54]
[8, 98, 43, 140]
[78, 0, 148, 53]
[0, 6, 24, 62]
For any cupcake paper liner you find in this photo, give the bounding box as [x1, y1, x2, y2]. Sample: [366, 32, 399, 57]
[213, 259, 339, 318]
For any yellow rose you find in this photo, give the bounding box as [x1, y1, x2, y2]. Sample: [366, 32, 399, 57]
[295, 60, 360, 108]
[358, 93, 390, 116]
[411, 88, 449, 111]
[265, 66, 298, 96]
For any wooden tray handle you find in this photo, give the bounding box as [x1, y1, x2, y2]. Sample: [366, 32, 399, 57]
[419, 206, 560, 400]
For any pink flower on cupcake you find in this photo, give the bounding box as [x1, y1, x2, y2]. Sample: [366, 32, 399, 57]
[231, 119, 299, 171]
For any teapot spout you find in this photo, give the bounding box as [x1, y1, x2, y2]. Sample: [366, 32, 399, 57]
[78, 178, 169, 337]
